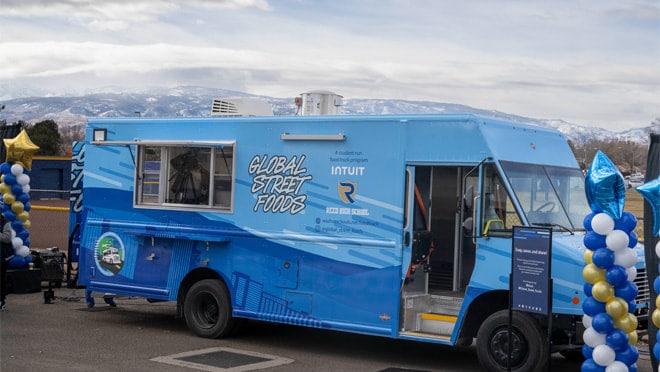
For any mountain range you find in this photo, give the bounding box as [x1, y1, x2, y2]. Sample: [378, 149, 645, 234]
[0, 85, 652, 145]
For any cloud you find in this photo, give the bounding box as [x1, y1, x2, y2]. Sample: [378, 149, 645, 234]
[1, 1, 657, 130]
[2, 0, 270, 30]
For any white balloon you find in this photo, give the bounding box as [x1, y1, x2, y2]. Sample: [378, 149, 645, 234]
[613, 248, 637, 269]
[11, 237, 22, 249]
[605, 361, 628, 372]
[17, 245, 30, 257]
[656, 241, 660, 258]
[583, 314, 593, 329]
[606, 230, 629, 252]
[10, 164, 23, 176]
[16, 173, 30, 186]
[592, 213, 615, 235]
[583, 326, 606, 347]
[592, 344, 615, 366]
[22, 184, 30, 194]
[627, 266, 638, 282]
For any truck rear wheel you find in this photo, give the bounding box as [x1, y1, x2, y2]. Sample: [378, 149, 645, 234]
[184, 279, 237, 338]
[476, 310, 547, 371]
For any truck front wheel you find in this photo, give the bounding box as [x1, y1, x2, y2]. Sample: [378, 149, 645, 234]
[476, 310, 547, 371]
[184, 279, 237, 338]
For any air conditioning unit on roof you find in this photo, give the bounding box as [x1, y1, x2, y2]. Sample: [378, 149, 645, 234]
[211, 98, 273, 117]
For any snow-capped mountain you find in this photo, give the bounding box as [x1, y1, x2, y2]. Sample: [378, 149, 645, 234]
[0, 86, 650, 144]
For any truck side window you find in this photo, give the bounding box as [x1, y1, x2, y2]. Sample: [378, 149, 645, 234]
[136, 144, 234, 211]
[481, 165, 517, 235]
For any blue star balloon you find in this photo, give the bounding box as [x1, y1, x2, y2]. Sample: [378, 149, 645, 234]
[585, 150, 625, 220]
[636, 176, 660, 236]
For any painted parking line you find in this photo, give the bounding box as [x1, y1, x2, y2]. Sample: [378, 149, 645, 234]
[150, 347, 294, 372]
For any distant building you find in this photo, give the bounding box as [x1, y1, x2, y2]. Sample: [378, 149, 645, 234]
[29, 156, 72, 200]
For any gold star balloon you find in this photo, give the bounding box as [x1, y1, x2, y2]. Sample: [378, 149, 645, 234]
[4, 129, 40, 170]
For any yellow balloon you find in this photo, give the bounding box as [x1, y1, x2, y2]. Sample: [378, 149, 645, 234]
[583, 249, 593, 264]
[614, 313, 638, 334]
[653, 309, 660, 329]
[11, 201, 24, 214]
[23, 219, 30, 230]
[0, 182, 8, 195]
[606, 297, 628, 320]
[3, 129, 40, 171]
[592, 281, 614, 303]
[656, 295, 660, 309]
[628, 330, 638, 345]
[583, 263, 605, 284]
[3, 193, 15, 205]
[17, 211, 29, 223]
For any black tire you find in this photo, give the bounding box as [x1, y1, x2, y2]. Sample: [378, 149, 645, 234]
[476, 310, 547, 371]
[184, 279, 237, 338]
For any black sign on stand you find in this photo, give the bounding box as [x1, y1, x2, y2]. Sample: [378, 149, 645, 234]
[509, 226, 553, 371]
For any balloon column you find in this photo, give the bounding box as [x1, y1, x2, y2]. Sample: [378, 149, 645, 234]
[582, 151, 640, 371]
[1, 129, 40, 269]
[636, 176, 660, 367]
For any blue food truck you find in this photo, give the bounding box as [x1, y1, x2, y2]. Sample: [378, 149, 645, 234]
[70, 113, 648, 370]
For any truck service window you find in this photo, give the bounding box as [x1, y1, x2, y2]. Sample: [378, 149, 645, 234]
[136, 144, 234, 210]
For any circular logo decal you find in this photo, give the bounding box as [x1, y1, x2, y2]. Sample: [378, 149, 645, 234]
[95, 232, 125, 276]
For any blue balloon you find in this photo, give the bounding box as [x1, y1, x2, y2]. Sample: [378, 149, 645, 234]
[17, 192, 30, 204]
[605, 265, 627, 287]
[627, 231, 638, 248]
[584, 231, 606, 250]
[2, 210, 16, 221]
[23, 201, 30, 212]
[615, 345, 639, 366]
[655, 276, 660, 294]
[606, 328, 629, 351]
[580, 358, 605, 372]
[584, 282, 593, 297]
[628, 299, 637, 313]
[583, 296, 606, 316]
[24, 254, 32, 263]
[0, 162, 11, 174]
[584, 213, 595, 231]
[585, 151, 626, 219]
[10, 219, 23, 232]
[628, 363, 637, 372]
[636, 176, 660, 236]
[592, 248, 614, 269]
[8, 255, 25, 269]
[582, 344, 593, 359]
[655, 342, 660, 361]
[615, 281, 638, 302]
[614, 212, 637, 233]
[592, 312, 614, 334]
[10, 183, 23, 196]
[3, 173, 16, 185]
[17, 229, 29, 241]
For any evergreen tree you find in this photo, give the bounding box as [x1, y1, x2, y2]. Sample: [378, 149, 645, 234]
[26, 120, 62, 155]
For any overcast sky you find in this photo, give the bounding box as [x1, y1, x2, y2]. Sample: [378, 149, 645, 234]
[1, 0, 658, 131]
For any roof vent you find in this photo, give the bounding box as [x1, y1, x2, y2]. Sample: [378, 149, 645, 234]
[295, 90, 343, 115]
[211, 98, 273, 116]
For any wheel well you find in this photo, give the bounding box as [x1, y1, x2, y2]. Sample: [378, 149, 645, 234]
[458, 290, 509, 340]
[176, 267, 226, 318]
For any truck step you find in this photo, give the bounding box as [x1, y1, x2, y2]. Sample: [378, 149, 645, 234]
[419, 312, 457, 335]
[428, 294, 463, 316]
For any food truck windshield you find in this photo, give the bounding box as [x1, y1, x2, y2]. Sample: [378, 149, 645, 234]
[501, 161, 592, 231]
